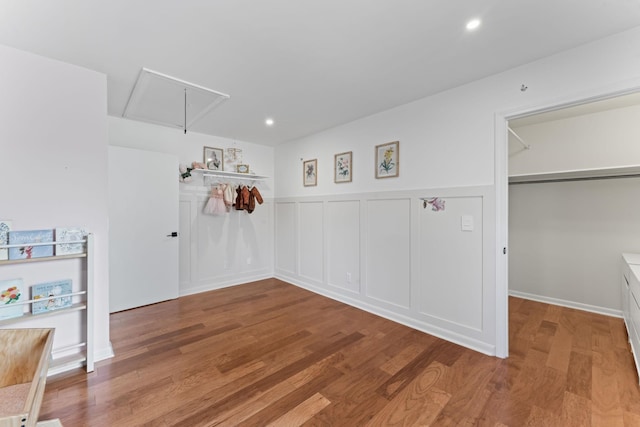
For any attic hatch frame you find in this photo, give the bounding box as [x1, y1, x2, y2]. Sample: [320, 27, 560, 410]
[123, 68, 230, 134]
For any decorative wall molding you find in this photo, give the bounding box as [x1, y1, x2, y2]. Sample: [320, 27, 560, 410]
[274, 185, 497, 356]
[179, 191, 274, 295]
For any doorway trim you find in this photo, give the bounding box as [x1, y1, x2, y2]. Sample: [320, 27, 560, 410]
[494, 82, 640, 358]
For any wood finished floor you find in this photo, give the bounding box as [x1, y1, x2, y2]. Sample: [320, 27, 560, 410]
[40, 279, 640, 426]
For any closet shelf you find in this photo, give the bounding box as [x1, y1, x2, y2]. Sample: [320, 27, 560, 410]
[509, 165, 640, 184]
[191, 169, 268, 181]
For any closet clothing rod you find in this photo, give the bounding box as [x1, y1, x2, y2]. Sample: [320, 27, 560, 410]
[509, 173, 640, 185]
[508, 127, 530, 150]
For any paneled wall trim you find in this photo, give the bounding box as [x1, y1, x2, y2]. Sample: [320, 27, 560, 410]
[179, 186, 274, 296]
[275, 185, 497, 356]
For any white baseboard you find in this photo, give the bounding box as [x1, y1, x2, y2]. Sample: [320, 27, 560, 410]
[179, 272, 273, 297]
[47, 342, 114, 377]
[509, 290, 623, 318]
[275, 272, 496, 357]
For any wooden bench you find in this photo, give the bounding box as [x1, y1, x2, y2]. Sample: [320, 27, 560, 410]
[0, 329, 55, 427]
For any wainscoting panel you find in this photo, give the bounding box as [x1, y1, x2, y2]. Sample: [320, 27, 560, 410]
[298, 201, 324, 283]
[274, 186, 496, 356]
[275, 202, 296, 275]
[179, 188, 274, 296]
[419, 196, 483, 331]
[365, 198, 412, 309]
[178, 199, 192, 287]
[327, 200, 360, 293]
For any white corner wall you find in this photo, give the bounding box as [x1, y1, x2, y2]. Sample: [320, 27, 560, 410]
[0, 44, 111, 362]
[108, 117, 275, 295]
[274, 26, 640, 356]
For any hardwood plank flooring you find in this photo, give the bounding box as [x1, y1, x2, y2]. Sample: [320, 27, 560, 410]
[39, 279, 640, 426]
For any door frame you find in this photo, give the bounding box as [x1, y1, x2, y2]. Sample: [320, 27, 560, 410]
[494, 83, 640, 358]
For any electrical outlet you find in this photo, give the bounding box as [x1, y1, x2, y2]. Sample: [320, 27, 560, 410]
[246, 257, 252, 265]
[346, 272, 352, 283]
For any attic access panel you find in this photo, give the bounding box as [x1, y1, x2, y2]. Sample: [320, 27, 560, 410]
[123, 68, 230, 131]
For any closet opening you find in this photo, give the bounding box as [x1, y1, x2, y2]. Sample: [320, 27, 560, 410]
[498, 89, 640, 358]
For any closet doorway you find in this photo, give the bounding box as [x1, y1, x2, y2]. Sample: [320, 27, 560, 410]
[507, 92, 640, 317]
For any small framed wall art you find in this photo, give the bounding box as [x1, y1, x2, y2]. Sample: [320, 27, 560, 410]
[303, 159, 317, 186]
[334, 151, 352, 183]
[203, 146, 224, 171]
[375, 141, 399, 179]
[236, 164, 250, 174]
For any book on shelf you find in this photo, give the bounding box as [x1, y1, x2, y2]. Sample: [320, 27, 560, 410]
[0, 278, 24, 320]
[31, 279, 73, 314]
[8, 229, 54, 260]
[55, 227, 86, 256]
[0, 220, 11, 261]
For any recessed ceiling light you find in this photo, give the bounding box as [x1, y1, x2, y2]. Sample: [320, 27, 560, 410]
[265, 118, 274, 126]
[466, 18, 481, 31]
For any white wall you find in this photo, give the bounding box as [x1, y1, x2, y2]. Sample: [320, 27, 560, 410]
[274, 26, 640, 356]
[510, 178, 640, 315]
[0, 44, 111, 362]
[108, 117, 275, 295]
[510, 103, 640, 175]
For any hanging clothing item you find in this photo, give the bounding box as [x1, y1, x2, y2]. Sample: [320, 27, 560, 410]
[235, 186, 244, 210]
[222, 183, 235, 211]
[204, 185, 227, 215]
[235, 186, 250, 211]
[247, 186, 264, 214]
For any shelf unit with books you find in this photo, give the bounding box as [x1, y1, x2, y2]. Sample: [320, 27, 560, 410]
[0, 234, 94, 374]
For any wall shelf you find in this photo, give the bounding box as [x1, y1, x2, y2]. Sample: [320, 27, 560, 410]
[509, 165, 640, 184]
[190, 168, 268, 181]
[0, 234, 94, 373]
[0, 253, 87, 266]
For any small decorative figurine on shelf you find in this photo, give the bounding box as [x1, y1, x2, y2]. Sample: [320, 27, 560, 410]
[179, 164, 193, 182]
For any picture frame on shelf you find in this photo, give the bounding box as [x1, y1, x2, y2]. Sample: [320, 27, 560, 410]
[55, 227, 86, 256]
[31, 279, 73, 315]
[334, 151, 352, 183]
[375, 141, 399, 179]
[203, 146, 224, 171]
[0, 220, 11, 261]
[0, 279, 23, 320]
[8, 229, 54, 260]
[236, 164, 250, 174]
[303, 159, 317, 187]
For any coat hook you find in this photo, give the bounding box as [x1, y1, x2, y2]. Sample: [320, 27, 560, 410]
[520, 84, 528, 92]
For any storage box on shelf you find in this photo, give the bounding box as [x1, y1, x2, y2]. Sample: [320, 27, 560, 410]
[621, 253, 640, 384]
[0, 234, 94, 374]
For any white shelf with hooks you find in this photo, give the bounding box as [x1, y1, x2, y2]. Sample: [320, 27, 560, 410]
[191, 169, 268, 182]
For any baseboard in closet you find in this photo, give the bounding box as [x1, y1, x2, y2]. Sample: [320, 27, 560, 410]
[509, 289, 623, 318]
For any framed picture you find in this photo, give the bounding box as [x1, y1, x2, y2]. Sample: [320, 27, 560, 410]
[375, 141, 399, 179]
[203, 146, 224, 171]
[334, 151, 352, 183]
[303, 159, 317, 187]
[236, 164, 250, 174]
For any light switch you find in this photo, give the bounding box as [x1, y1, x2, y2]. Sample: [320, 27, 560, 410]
[461, 215, 474, 231]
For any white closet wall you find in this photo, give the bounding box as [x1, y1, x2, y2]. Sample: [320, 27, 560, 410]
[510, 177, 640, 314]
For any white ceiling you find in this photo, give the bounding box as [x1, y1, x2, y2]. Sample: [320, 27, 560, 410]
[1, 1, 639, 146]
